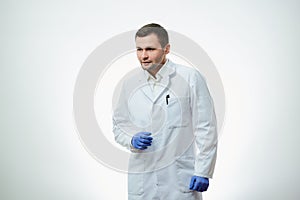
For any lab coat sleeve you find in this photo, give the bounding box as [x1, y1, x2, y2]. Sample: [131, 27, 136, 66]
[190, 70, 218, 178]
[112, 80, 140, 152]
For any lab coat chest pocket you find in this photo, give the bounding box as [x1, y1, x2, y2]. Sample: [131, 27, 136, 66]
[176, 156, 195, 193]
[167, 97, 190, 128]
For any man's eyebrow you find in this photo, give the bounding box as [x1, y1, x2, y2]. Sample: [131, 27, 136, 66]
[136, 46, 157, 49]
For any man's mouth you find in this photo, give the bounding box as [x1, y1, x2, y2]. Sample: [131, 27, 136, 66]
[142, 61, 152, 66]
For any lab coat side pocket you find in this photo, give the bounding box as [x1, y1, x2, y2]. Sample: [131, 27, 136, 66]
[175, 156, 195, 193]
[128, 156, 144, 196]
[128, 172, 144, 195]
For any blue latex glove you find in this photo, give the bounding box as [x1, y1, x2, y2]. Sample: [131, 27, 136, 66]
[189, 176, 209, 192]
[131, 132, 153, 150]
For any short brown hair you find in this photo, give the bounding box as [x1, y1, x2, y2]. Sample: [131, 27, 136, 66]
[135, 23, 169, 47]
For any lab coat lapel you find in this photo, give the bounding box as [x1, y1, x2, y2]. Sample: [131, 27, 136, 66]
[153, 63, 175, 103]
[138, 71, 154, 103]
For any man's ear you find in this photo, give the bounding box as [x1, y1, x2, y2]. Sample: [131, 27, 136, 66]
[164, 44, 170, 54]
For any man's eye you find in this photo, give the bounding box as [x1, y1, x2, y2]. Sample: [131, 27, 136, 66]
[137, 49, 142, 51]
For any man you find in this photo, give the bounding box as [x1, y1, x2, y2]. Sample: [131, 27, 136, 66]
[112, 23, 218, 200]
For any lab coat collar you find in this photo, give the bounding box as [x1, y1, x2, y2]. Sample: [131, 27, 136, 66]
[144, 59, 169, 81]
[139, 59, 176, 103]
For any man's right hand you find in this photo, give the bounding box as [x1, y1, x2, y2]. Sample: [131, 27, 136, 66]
[131, 132, 153, 150]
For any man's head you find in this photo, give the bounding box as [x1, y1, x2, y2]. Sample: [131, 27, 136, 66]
[135, 23, 169, 48]
[135, 23, 170, 77]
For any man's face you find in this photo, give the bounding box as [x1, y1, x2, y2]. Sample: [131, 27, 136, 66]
[135, 33, 170, 73]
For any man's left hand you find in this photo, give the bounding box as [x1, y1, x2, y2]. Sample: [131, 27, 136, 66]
[189, 176, 209, 192]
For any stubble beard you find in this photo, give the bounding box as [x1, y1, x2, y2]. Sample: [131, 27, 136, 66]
[142, 56, 166, 75]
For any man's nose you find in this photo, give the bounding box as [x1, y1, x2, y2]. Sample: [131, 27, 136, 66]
[141, 50, 148, 59]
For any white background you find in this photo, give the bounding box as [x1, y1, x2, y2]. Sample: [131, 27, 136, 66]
[1, 0, 299, 199]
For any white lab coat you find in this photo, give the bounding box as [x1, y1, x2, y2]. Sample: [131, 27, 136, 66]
[113, 60, 218, 200]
